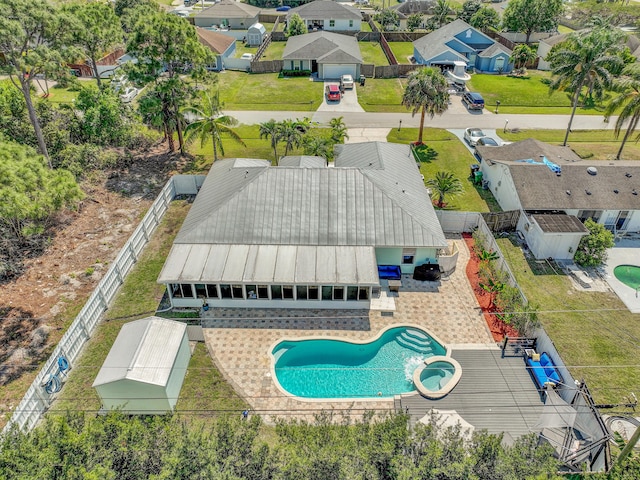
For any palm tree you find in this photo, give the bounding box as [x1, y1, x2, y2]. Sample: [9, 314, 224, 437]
[182, 89, 245, 162]
[402, 67, 450, 145]
[138, 87, 177, 152]
[303, 135, 332, 159]
[605, 64, 640, 160]
[279, 119, 304, 157]
[432, 0, 452, 28]
[329, 116, 349, 143]
[547, 28, 624, 146]
[259, 119, 281, 163]
[509, 44, 536, 72]
[425, 171, 463, 208]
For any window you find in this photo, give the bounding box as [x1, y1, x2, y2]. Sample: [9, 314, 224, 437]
[232, 285, 243, 299]
[271, 285, 282, 300]
[170, 284, 182, 298]
[402, 248, 416, 264]
[178, 284, 194, 298]
[347, 286, 358, 301]
[349, 20, 353, 27]
[358, 287, 369, 300]
[309, 286, 319, 300]
[334, 286, 344, 300]
[206, 284, 218, 298]
[329, 19, 335, 27]
[577, 210, 602, 223]
[296, 285, 308, 300]
[283, 285, 294, 299]
[220, 284, 232, 299]
[258, 285, 269, 298]
[322, 286, 333, 300]
[195, 284, 207, 298]
[246, 284, 257, 299]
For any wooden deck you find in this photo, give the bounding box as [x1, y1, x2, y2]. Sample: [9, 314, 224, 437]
[396, 348, 544, 444]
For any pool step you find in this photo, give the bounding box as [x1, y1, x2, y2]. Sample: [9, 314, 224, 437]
[396, 332, 433, 354]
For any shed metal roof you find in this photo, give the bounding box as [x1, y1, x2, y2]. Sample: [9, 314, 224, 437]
[92, 317, 186, 388]
[532, 214, 589, 234]
[158, 244, 379, 285]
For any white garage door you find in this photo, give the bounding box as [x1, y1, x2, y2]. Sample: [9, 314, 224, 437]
[322, 64, 357, 80]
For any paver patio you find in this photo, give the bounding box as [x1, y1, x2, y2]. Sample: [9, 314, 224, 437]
[201, 238, 494, 422]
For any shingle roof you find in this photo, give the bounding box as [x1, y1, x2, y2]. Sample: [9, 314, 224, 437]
[531, 214, 589, 234]
[413, 19, 493, 62]
[92, 317, 186, 388]
[282, 31, 362, 63]
[288, 0, 362, 21]
[196, 28, 235, 55]
[173, 142, 446, 248]
[475, 138, 582, 165]
[197, 0, 261, 19]
[478, 42, 511, 58]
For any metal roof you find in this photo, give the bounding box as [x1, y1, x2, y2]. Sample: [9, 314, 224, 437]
[158, 244, 379, 285]
[279, 155, 327, 168]
[174, 142, 447, 248]
[92, 317, 187, 388]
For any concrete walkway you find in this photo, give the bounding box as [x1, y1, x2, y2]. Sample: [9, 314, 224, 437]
[345, 128, 391, 143]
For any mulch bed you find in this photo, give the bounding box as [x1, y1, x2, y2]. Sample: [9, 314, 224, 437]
[463, 233, 520, 342]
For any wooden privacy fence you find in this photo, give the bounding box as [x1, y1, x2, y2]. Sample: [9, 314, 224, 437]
[481, 210, 521, 232]
[3, 175, 205, 433]
[250, 59, 283, 73]
[379, 33, 397, 65]
[374, 64, 420, 78]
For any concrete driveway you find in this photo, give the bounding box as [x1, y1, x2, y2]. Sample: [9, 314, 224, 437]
[317, 82, 365, 113]
[448, 128, 508, 155]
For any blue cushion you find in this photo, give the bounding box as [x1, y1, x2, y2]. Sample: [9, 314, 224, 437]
[539, 353, 551, 367]
[548, 370, 560, 383]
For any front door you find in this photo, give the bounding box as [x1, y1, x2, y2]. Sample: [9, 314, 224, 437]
[616, 211, 631, 231]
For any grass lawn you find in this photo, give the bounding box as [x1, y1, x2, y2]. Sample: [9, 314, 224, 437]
[361, 21, 373, 33]
[261, 41, 286, 60]
[496, 238, 640, 404]
[501, 129, 640, 161]
[218, 71, 323, 111]
[358, 77, 407, 112]
[51, 201, 192, 414]
[234, 41, 258, 58]
[359, 42, 389, 66]
[557, 25, 574, 34]
[467, 72, 608, 115]
[387, 128, 498, 212]
[388, 42, 414, 64]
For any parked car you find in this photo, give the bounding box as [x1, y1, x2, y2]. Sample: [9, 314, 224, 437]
[462, 92, 485, 111]
[120, 86, 139, 103]
[476, 137, 500, 147]
[326, 84, 341, 101]
[463, 128, 485, 146]
[340, 74, 354, 89]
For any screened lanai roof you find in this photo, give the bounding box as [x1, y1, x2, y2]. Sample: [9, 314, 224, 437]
[158, 244, 379, 285]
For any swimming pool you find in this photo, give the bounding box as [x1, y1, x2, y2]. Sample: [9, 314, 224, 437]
[270, 326, 448, 399]
[614, 265, 640, 290]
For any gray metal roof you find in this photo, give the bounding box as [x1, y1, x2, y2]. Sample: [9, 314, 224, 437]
[413, 19, 494, 62]
[279, 155, 327, 168]
[174, 142, 446, 248]
[92, 317, 187, 388]
[398, 349, 544, 442]
[283, 31, 363, 64]
[288, 0, 362, 21]
[157, 244, 379, 285]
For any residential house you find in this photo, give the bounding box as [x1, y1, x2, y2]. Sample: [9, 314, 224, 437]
[194, 0, 261, 30]
[287, 0, 362, 32]
[157, 142, 448, 309]
[413, 19, 513, 74]
[282, 30, 363, 79]
[476, 139, 640, 259]
[196, 28, 236, 71]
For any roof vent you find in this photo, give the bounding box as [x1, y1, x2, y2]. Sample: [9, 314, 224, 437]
[625, 172, 632, 178]
[585, 190, 591, 195]
[633, 189, 638, 196]
[566, 190, 571, 195]
[587, 167, 598, 176]
[614, 189, 619, 194]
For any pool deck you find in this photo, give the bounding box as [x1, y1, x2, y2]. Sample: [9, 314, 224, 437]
[603, 239, 640, 313]
[201, 238, 502, 424]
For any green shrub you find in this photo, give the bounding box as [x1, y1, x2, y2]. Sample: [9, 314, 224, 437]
[54, 143, 120, 178]
[281, 69, 312, 77]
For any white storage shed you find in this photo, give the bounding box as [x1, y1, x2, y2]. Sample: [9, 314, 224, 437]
[247, 22, 267, 46]
[93, 317, 190, 414]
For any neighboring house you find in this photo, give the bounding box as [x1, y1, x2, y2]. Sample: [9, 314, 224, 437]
[282, 30, 363, 79]
[68, 48, 125, 79]
[93, 317, 190, 414]
[536, 33, 570, 71]
[194, 0, 261, 29]
[413, 19, 513, 74]
[196, 28, 236, 71]
[287, 0, 362, 32]
[157, 142, 448, 309]
[476, 139, 640, 259]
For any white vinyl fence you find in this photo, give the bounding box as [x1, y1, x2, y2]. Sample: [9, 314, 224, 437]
[4, 175, 205, 433]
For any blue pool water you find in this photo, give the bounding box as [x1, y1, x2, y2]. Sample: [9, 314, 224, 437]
[272, 326, 447, 399]
[419, 361, 455, 391]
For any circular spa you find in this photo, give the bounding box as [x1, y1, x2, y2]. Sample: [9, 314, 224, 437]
[270, 326, 452, 399]
[412, 356, 462, 399]
[613, 265, 640, 290]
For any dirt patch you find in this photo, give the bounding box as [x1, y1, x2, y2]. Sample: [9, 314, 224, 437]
[0, 144, 186, 403]
[463, 233, 520, 342]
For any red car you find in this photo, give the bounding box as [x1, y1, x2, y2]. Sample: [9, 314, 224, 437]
[326, 84, 341, 101]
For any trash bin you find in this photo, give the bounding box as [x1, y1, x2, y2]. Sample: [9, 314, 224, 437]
[359, 75, 365, 86]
